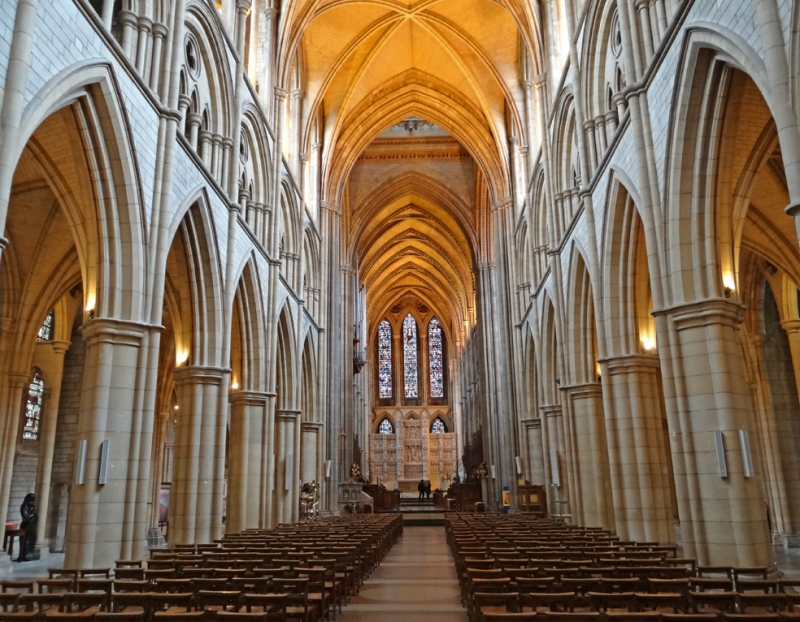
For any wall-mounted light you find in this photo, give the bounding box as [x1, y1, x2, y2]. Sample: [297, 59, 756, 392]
[722, 273, 736, 298]
[85, 296, 96, 320]
[641, 336, 656, 352]
[173, 404, 179, 411]
[176, 350, 189, 366]
[231, 381, 239, 390]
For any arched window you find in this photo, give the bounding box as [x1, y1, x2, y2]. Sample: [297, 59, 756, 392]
[403, 313, 418, 398]
[37, 310, 54, 342]
[22, 369, 45, 440]
[378, 320, 393, 399]
[431, 417, 446, 434]
[379, 418, 394, 434]
[428, 317, 444, 398]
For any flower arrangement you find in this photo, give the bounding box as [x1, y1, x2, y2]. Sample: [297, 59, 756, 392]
[443, 470, 452, 481]
[350, 463, 361, 480]
[475, 462, 489, 478]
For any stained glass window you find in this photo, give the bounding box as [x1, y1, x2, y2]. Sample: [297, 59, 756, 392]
[431, 417, 446, 433]
[379, 418, 394, 434]
[403, 313, 418, 399]
[22, 369, 44, 440]
[428, 317, 444, 398]
[37, 310, 54, 342]
[378, 320, 393, 399]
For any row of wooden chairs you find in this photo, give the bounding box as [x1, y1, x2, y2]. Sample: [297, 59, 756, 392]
[0, 515, 402, 622]
[445, 515, 792, 622]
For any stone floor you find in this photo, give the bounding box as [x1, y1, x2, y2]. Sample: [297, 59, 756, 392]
[338, 524, 467, 621]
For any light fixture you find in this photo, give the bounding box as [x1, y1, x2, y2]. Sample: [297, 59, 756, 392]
[173, 404, 179, 411]
[176, 350, 189, 366]
[641, 336, 656, 351]
[231, 381, 239, 390]
[85, 296, 96, 320]
[722, 272, 736, 296]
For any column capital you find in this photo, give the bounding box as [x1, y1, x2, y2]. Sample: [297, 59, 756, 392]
[654, 297, 744, 329]
[137, 15, 153, 32]
[301, 421, 323, 431]
[117, 9, 138, 27]
[274, 87, 288, 101]
[229, 389, 274, 406]
[8, 372, 31, 389]
[491, 197, 513, 212]
[561, 382, 603, 399]
[276, 409, 302, 422]
[173, 365, 230, 386]
[49, 340, 71, 355]
[540, 403, 562, 417]
[81, 318, 151, 347]
[598, 353, 660, 373]
[236, 0, 253, 13]
[785, 202, 800, 217]
[320, 200, 340, 214]
[152, 22, 168, 39]
[522, 417, 542, 429]
[781, 318, 800, 334]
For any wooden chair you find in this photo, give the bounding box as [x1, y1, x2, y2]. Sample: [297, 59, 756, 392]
[521, 592, 575, 613]
[152, 612, 205, 622]
[690, 591, 737, 614]
[723, 615, 780, 622]
[660, 615, 718, 622]
[481, 614, 538, 621]
[0, 584, 33, 596]
[737, 594, 787, 613]
[587, 591, 636, 613]
[0, 595, 19, 613]
[472, 592, 520, 622]
[113, 570, 144, 583]
[539, 612, 601, 622]
[94, 612, 145, 622]
[634, 592, 688, 613]
[195, 590, 240, 613]
[605, 613, 661, 622]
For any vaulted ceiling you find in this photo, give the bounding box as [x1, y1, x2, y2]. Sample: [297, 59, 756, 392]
[276, 0, 539, 353]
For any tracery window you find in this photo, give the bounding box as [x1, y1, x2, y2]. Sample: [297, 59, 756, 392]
[428, 317, 444, 398]
[403, 313, 418, 399]
[378, 320, 393, 399]
[37, 310, 54, 342]
[22, 369, 45, 440]
[379, 418, 394, 434]
[431, 417, 446, 434]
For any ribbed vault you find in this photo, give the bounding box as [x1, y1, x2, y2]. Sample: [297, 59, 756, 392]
[277, 0, 542, 205]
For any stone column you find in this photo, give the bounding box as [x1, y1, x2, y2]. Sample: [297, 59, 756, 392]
[169, 366, 227, 545]
[659, 298, 772, 566]
[301, 422, 322, 485]
[540, 404, 569, 518]
[0, 368, 29, 570]
[564, 383, 614, 529]
[63, 319, 151, 569]
[275, 409, 300, 524]
[146, 411, 170, 546]
[0, 0, 40, 266]
[600, 353, 673, 543]
[523, 419, 545, 485]
[148, 23, 168, 92]
[227, 391, 271, 533]
[34, 340, 70, 554]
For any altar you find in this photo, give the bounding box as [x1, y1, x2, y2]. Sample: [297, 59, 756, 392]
[368, 411, 458, 491]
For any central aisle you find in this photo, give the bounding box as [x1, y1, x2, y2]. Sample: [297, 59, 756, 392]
[339, 524, 467, 621]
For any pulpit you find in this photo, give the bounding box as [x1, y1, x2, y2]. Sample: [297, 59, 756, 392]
[338, 482, 373, 514]
[517, 484, 548, 516]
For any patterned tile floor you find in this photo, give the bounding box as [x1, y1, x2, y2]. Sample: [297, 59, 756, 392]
[338, 524, 467, 621]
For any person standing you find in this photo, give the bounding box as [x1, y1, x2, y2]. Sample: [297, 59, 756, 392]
[425, 481, 432, 500]
[418, 479, 425, 501]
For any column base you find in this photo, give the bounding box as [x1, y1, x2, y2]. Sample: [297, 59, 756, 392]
[146, 528, 166, 548]
[34, 544, 50, 560]
[782, 533, 800, 548]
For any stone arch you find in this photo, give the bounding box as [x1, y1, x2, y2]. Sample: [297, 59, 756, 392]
[600, 175, 655, 357]
[13, 61, 147, 324]
[230, 255, 267, 393]
[165, 192, 225, 368]
[664, 28, 800, 303]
